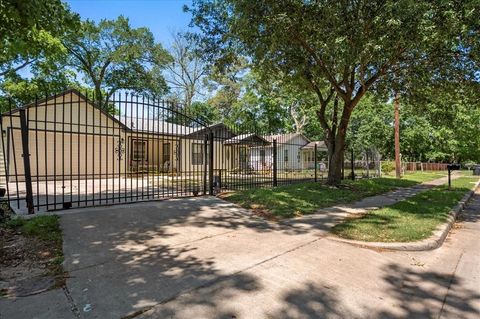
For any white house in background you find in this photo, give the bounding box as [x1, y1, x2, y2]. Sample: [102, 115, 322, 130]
[249, 133, 328, 171]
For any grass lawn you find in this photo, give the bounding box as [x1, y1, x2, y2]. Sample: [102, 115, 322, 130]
[384, 171, 447, 183]
[331, 176, 478, 242]
[222, 177, 424, 218]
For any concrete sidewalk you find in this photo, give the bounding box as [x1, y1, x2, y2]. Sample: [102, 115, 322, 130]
[283, 173, 461, 232]
[1, 173, 477, 319]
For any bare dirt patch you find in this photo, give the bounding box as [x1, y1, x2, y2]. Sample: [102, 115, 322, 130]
[0, 215, 64, 298]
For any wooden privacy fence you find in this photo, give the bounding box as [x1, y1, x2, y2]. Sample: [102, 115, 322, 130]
[380, 161, 449, 173]
[403, 162, 449, 171]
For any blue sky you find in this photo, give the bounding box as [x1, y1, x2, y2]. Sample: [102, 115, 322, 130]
[65, 0, 194, 44]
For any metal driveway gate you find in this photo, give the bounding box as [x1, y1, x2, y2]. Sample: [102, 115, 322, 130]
[0, 90, 211, 214]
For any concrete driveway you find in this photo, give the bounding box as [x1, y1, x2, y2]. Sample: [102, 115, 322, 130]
[1, 193, 479, 319]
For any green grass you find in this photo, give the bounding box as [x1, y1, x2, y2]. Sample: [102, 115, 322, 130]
[224, 177, 420, 218]
[6, 215, 62, 242]
[331, 176, 478, 242]
[385, 171, 447, 183]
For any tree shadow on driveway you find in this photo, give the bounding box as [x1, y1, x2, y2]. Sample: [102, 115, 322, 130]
[60, 197, 319, 318]
[375, 263, 480, 319]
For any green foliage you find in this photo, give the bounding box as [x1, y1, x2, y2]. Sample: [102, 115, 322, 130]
[189, 0, 477, 184]
[381, 161, 396, 175]
[0, 0, 79, 77]
[63, 16, 172, 107]
[0, 70, 81, 112]
[349, 87, 480, 163]
[186, 101, 221, 125]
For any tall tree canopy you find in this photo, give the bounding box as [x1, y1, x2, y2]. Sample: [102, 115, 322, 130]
[188, 0, 477, 184]
[165, 32, 208, 108]
[62, 16, 171, 107]
[0, 0, 78, 78]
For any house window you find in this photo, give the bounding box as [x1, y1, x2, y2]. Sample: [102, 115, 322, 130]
[192, 143, 203, 165]
[132, 139, 147, 161]
[163, 143, 170, 163]
[284, 149, 289, 162]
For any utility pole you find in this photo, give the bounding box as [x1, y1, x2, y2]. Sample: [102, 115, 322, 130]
[394, 92, 401, 179]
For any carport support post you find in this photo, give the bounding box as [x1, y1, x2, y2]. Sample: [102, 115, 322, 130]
[208, 131, 214, 195]
[314, 143, 318, 182]
[19, 109, 34, 214]
[273, 139, 277, 187]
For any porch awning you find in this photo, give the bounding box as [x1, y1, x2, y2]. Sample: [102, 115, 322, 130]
[224, 133, 271, 146]
[184, 123, 236, 140]
[300, 141, 328, 151]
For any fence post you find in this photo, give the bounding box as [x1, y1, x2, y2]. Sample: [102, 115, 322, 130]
[272, 139, 277, 187]
[208, 131, 214, 195]
[19, 109, 34, 214]
[314, 143, 318, 182]
[203, 134, 208, 195]
[351, 148, 355, 181]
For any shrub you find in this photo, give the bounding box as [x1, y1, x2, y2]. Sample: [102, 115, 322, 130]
[381, 161, 395, 175]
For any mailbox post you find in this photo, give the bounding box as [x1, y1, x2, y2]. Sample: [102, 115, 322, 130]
[447, 164, 461, 189]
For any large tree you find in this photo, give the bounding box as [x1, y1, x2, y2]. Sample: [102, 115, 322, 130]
[165, 32, 208, 108]
[0, 0, 78, 78]
[63, 16, 171, 107]
[188, 0, 476, 184]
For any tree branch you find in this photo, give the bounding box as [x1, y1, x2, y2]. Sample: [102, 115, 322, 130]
[293, 31, 347, 100]
[0, 58, 37, 77]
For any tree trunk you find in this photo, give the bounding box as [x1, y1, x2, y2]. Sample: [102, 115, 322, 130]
[327, 144, 345, 184]
[95, 84, 104, 109]
[326, 103, 351, 185]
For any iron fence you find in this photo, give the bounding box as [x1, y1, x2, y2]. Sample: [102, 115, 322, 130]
[0, 89, 379, 214]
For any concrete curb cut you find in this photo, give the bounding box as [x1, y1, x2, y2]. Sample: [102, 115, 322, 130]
[328, 180, 480, 251]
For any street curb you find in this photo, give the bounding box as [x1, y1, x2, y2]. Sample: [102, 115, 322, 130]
[328, 179, 480, 251]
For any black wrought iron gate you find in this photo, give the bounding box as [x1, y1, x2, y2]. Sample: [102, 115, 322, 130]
[0, 90, 212, 214]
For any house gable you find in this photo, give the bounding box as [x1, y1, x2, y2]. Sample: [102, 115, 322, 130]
[2, 89, 128, 134]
